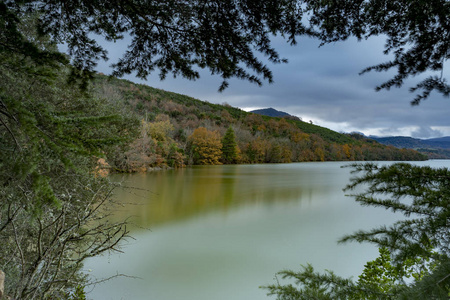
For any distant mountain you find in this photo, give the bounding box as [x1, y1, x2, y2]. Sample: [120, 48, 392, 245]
[250, 107, 301, 121]
[251, 107, 291, 118]
[427, 136, 450, 142]
[371, 136, 450, 149]
[370, 136, 450, 158]
[424, 136, 450, 149]
[371, 136, 425, 149]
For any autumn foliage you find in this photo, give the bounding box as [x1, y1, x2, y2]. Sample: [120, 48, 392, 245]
[93, 75, 427, 171]
[188, 127, 223, 165]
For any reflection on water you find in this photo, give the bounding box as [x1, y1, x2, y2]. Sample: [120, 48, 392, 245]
[110, 163, 338, 229]
[87, 161, 450, 300]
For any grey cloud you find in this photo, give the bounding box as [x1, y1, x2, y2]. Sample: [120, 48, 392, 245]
[91, 32, 450, 138]
[411, 127, 444, 139]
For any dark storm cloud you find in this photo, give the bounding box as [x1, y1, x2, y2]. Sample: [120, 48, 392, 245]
[93, 33, 450, 138]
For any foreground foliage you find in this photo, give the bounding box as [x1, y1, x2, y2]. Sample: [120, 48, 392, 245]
[4, 1, 448, 102]
[264, 163, 450, 299]
[302, 0, 450, 104]
[0, 15, 137, 299]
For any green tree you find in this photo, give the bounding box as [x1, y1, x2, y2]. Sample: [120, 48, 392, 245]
[1, 1, 306, 91]
[355, 246, 437, 299]
[221, 126, 239, 164]
[0, 14, 137, 299]
[0, 64, 135, 298]
[263, 163, 450, 299]
[4, 1, 448, 100]
[301, 0, 450, 104]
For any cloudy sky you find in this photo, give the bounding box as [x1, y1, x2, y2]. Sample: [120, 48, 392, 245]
[93, 34, 449, 139]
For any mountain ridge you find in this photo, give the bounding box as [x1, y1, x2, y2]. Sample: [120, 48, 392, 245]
[250, 107, 291, 118]
[250, 107, 302, 121]
[370, 136, 450, 159]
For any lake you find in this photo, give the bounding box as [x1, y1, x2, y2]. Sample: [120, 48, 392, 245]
[85, 160, 450, 300]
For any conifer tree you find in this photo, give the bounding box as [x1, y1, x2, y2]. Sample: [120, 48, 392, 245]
[0, 14, 138, 299]
[221, 126, 239, 164]
[263, 163, 450, 299]
[3, 1, 448, 101]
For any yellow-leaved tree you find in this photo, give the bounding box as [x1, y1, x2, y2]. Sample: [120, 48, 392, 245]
[188, 127, 222, 165]
[143, 114, 174, 142]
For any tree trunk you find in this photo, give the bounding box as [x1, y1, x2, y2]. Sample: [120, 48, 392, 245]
[0, 270, 4, 299]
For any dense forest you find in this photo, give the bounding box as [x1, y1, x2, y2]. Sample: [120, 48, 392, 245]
[92, 75, 426, 173]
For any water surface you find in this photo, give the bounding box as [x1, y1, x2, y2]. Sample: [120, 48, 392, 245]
[86, 160, 449, 300]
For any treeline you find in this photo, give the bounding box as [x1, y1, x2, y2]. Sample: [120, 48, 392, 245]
[93, 75, 426, 172]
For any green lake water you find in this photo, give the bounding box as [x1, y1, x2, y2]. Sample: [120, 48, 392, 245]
[85, 160, 450, 300]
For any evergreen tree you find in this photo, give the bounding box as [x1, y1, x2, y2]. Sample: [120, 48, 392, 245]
[221, 126, 239, 164]
[263, 163, 450, 299]
[1, 1, 305, 91]
[0, 14, 138, 298]
[300, 0, 450, 104]
[2, 1, 448, 100]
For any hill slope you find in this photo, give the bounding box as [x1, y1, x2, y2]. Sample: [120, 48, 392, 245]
[92, 75, 427, 171]
[424, 137, 450, 149]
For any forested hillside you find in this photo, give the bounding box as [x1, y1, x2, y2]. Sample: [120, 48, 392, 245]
[371, 136, 450, 159]
[92, 75, 426, 172]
